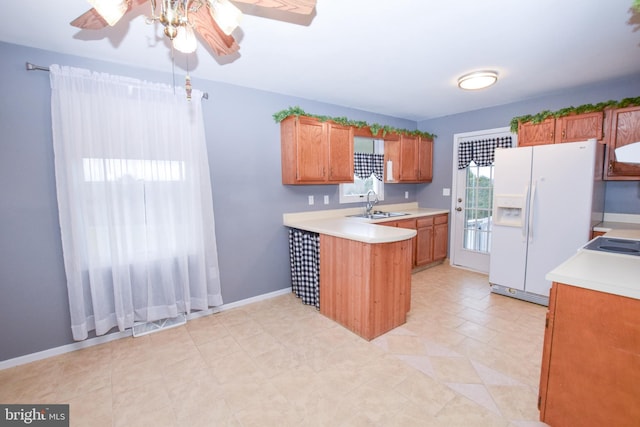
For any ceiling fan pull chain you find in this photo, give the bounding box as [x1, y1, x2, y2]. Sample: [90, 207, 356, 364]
[171, 43, 176, 95]
[186, 55, 192, 101]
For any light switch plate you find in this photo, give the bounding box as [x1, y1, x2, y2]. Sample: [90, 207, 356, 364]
[324, 195, 329, 204]
[308, 195, 314, 205]
[443, 188, 451, 196]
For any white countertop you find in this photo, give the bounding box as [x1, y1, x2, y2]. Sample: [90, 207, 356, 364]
[283, 202, 449, 244]
[593, 213, 640, 233]
[546, 232, 640, 300]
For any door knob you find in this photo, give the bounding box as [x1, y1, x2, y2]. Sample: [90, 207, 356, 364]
[456, 207, 462, 211]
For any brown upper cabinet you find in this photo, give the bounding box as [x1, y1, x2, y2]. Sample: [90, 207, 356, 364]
[518, 112, 604, 147]
[281, 115, 354, 184]
[281, 115, 434, 185]
[603, 105, 640, 180]
[518, 117, 556, 146]
[385, 135, 433, 183]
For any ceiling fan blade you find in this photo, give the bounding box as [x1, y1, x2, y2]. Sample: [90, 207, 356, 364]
[190, 5, 240, 56]
[230, 0, 316, 15]
[70, 0, 149, 30]
[70, 8, 108, 30]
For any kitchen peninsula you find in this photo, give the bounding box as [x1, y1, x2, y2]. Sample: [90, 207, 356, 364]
[539, 229, 640, 427]
[283, 203, 448, 340]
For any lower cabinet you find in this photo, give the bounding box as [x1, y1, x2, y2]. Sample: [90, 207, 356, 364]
[384, 213, 449, 269]
[319, 234, 412, 340]
[539, 282, 640, 427]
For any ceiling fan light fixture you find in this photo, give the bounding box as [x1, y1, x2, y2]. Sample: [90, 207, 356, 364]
[173, 25, 197, 53]
[88, 0, 128, 26]
[209, 0, 243, 36]
[457, 70, 498, 90]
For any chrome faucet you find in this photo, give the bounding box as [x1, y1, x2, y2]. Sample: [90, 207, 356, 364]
[365, 189, 379, 215]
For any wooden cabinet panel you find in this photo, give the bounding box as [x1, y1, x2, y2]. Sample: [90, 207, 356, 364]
[319, 234, 412, 340]
[415, 226, 433, 266]
[433, 218, 448, 261]
[385, 135, 433, 183]
[328, 123, 354, 181]
[418, 137, 433, 182]
[539, 282, 640, 426]
[281, 116, 354, 184]
[604, 106, 640, 180]
[556, 112, 603, 143]
[385, 213, 448, 269]
[518, 118, 556, 146]
[416, 213, 448, 267]
[296, 117, 327, 182]
[384, 139, 400, 183]
[399, 135, 419, 181]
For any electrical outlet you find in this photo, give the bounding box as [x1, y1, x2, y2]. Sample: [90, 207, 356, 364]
[404, 191, 409, 199]
[324, 195, 329, 204]
[308, 195, 314, 205]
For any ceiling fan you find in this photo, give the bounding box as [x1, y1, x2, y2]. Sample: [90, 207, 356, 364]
[70, 0, 317, 57]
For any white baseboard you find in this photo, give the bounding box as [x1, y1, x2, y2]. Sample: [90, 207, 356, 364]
[0, 286, 292, 371]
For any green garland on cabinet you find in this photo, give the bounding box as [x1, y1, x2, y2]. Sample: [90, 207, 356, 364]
[273, 106, 437, 139]
[510, 96, 640, 133]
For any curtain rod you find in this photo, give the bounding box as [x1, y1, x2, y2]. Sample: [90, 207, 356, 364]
[25, 62, 209, 100]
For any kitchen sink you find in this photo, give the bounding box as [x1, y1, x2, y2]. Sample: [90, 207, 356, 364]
[582, 236, 640, 256]
[347, 211, 410, 220]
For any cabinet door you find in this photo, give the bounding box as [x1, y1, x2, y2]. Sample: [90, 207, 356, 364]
[433, 214, 449, 261]
[417, 137, 433, 182]
[556, 112, 603, 143]
[327, 123, 354, 182]
[604, 106, 640, 180]
[518, 118, 556, 146]
[399, 135, 419, 181]
[384, 139, 400, 183]
[296, 117, 327, 182]
[415, 216, 434, 266]
[539, 283, 640, 427]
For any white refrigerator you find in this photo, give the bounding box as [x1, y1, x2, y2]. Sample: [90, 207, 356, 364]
[489, 140, 605, 306]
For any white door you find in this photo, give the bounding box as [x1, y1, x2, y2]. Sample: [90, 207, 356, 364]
[450, 127, 514, 273]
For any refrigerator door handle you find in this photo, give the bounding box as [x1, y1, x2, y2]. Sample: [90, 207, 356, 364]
[528, 182, 537, 243]
[522, 185, 530, 241]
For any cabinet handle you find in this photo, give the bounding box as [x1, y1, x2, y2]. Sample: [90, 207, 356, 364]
[561, 130, 565, 139]
[545, 313, 549, 328]
[538, 395, 542, 410]
[608, 161, 613, 172]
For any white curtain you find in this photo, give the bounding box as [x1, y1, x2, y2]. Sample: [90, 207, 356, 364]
[50, 64, 222, 341]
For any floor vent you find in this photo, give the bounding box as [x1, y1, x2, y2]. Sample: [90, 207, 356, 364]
[132, 313, 187, 337]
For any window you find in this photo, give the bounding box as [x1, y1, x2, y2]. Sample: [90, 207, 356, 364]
[339, 138, 385, 203]
[463, 162, 494, 253]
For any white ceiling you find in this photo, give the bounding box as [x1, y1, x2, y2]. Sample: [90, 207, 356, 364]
[2, 0, 640, 121]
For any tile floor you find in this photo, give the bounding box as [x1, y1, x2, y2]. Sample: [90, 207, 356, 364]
[0, 263, 550, 426]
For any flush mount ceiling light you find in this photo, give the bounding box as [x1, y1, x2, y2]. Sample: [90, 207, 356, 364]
[457, 70, 499, 90]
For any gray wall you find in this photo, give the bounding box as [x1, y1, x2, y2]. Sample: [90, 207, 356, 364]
[0, 41, 417, 361]
[417, 74, 640, 213]
[2, 40, 639, 362]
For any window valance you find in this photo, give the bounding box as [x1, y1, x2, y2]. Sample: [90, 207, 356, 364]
[354, 153, 384, 181]
[458, 136, 513, 169]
